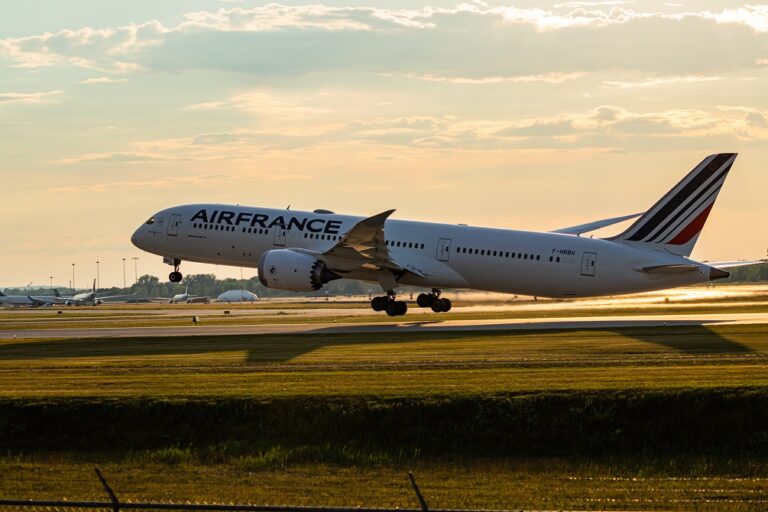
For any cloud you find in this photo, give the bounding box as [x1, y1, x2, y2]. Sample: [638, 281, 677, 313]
[48, 174, 234, 194]
[183, 90, 327, 119]
[405, 72, 586, 84]
[81, 76, 128, 84]
[2, 3, 768, 78]
[0, 90, 63, 105]
[601, 75, 722, 88]
[58, 152, 173, 164]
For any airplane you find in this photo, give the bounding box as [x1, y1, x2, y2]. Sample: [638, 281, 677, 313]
[0, 289, 62, 307]
[168, 285, 209, 304]
[131, 153, 760, 316]
[59, 280, 98, 306]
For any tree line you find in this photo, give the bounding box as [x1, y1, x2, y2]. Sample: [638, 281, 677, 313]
[6, 263, 768, 298]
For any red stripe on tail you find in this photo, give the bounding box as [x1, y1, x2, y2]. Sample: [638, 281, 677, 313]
[668, 204, 713, 245]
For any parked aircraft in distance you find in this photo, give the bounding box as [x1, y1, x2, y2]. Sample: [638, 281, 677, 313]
[0, 289, 61, 307]
[132, 153, 760, 316]
[169, 285, 209, 304]
[58, 280, 98, 306]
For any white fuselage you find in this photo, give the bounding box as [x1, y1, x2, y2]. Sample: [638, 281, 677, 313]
[131, 204, 714, 298]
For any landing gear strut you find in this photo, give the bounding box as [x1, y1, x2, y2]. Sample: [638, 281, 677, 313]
[168, 259, 183, 283]
[417, 288, 452, 313]
[370, 290, 407, 316]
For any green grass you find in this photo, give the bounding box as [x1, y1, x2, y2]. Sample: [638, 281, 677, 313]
[1, 456, 768, 511]
[0, 324, 767, 398]
[2, 324, 768, 510]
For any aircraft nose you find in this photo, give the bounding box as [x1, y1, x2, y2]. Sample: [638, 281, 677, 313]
[131, 226, 147, 249]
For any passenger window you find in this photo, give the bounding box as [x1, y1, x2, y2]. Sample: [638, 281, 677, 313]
[556, 257, 561, 262]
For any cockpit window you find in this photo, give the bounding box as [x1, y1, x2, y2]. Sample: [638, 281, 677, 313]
[145, 217, 155, 225]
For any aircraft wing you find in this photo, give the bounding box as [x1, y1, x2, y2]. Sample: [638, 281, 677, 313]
[552, 213, 642, 236]
[315, 210, 427, 277]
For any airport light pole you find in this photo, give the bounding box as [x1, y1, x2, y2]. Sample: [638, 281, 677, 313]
[49, 276, 53, 291]
[96, 261, 100, 291]
[132, 257, 139, 284]
[122, 258, 126, 290]
[71, 263, 75, 292]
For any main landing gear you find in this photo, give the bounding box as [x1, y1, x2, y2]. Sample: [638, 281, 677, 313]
[370, 291, 408, 317]
[416, 289, 452, 313]
[369, 288, 451, 316]
[168, 259, 183, 283]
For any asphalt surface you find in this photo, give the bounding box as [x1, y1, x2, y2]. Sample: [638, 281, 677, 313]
[1, 312, 767, 339]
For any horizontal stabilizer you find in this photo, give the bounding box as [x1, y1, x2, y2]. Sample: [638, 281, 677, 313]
[552, 213, 642, 236]
[635, 264, 700, 274]
[705, 259, 767, 269]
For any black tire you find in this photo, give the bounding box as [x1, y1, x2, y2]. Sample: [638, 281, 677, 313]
[396, 301, 408, 316]
[441, 298, 452, 312]
[371, 296, 387, 312]
[416, 293, 432, 308]
[386, 302, 399, 316]
[431, 300, 444, 313]
[169, 271, 182, 283]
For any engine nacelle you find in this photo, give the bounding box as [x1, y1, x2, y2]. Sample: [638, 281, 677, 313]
[258, 249, 340, 292]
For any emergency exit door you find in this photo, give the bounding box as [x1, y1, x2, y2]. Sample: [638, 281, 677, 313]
[273, 225, 287, 246]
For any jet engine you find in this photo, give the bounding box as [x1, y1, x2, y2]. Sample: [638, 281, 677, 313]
[258, 249, 341, 292]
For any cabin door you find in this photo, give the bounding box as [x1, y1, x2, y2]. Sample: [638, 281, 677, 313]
[436, 238, 452, 262]
[167, 214, 181, 236]
[581, 252, 597, 277]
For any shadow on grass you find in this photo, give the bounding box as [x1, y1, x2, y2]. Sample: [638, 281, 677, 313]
[0, 321, 754, 363]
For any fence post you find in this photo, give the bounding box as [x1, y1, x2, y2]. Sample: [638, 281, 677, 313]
[94, 468, 120, 512]
[408, 472, 428, 512]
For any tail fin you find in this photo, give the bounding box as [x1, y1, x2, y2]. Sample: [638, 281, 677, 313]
[0, 290, 4, 297]
[54, 289, 60, 297]
[608, 153, 736, 257]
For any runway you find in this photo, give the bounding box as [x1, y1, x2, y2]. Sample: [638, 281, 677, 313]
[2, 312, 768, 339]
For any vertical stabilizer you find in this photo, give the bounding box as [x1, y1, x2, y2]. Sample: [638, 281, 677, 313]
[608, 153, 736, 257]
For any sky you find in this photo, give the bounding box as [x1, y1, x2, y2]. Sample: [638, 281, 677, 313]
[2, 0, 767, 289]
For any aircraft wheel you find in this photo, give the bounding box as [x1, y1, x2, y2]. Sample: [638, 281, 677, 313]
[169, 271, 183, 283]
[386, 302, 400, 316]
[440, 298, 452, 312]
[431, 300, 444, 313]
[416, 293, 433, 308]
[371, 296, 388, 312]
[396, 300, 408, 316]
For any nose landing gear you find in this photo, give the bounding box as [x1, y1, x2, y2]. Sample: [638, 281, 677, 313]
[168, 259, 183, 283]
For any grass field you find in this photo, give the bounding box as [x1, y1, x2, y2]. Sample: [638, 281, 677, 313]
[2, 314, 768, 510]
[2, 457, 768, 511]
[0, 324, 767, 397]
